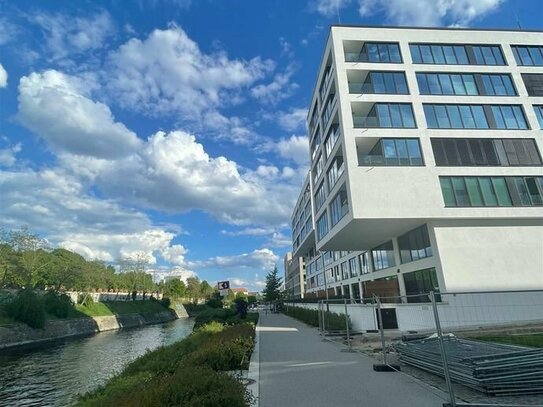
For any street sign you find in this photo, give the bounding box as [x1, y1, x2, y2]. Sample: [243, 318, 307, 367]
[217, 281, 230, 290]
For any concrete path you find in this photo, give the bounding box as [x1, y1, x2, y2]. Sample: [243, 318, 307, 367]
[258, 312, 447, 407]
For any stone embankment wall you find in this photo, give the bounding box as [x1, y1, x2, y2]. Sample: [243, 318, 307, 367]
[0, 309, 185, 350]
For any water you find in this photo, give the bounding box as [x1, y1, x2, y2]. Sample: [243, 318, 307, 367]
[0, 318, 194, 406]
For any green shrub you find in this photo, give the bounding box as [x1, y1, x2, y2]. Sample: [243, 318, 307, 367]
[78, 293, 95, 308]
[6, 290, 46, 328]
[206, 297, 223, 308]
[283, 305, 351, 331]
[44, 290, 73, 318]
[159, 297, 171, 308]
[194, 307, 236, 328]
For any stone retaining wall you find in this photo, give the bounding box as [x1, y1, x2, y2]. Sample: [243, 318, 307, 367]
[0, 310, 179, 350]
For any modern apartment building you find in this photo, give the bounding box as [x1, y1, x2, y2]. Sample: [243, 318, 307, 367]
[283, 252, 305, 299]
[293, 25, 543, 301]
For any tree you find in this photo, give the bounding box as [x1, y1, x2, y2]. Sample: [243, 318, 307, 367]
[163, 279, 186, 299]
[185, 277, 201, 300]
[44, 248, 85, 290]
[9, 227, 51, 287]
[199, 280, 214, 299]
[263, 265, 283, 302]
[235, 291, 248, 302]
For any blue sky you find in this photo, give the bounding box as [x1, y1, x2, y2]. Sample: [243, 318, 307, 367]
[0, 0, 541, 291]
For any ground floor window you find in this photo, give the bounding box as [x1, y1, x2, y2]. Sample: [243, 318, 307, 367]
[403, 267, 440, 303]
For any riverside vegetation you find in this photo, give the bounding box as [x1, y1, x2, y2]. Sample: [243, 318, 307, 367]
[77, 300, 258, 407]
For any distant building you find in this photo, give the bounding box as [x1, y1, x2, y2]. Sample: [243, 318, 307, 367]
[284, 252, 305, 299]
[231, 287, 249, 296]
[293, 25, 543, 300]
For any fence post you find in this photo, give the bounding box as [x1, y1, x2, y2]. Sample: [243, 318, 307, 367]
[375, 295, 387, 365]
[343, 298, 352, 351]
[318, 301, 322, 334]
[430, 291, 456, 407]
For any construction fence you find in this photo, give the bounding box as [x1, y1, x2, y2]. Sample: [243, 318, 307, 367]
[286, 290, 543, 407]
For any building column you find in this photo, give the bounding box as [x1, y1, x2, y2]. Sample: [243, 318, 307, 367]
[391, 237, 407, 302]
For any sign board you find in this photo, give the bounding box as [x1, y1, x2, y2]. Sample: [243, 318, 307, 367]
[219, 289, 229, 297]
[217, 280, 230, 290]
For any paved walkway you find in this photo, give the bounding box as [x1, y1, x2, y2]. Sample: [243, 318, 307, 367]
[258, 312, 447, 407]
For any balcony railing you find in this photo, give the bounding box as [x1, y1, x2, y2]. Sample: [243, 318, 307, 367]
[319, 67, 334, 103]
[359, 155, 386, 165]
[352, 115, 379, 128]
[345, 52, 366, 62]
[348, 82, 374, 94]
[322, 95, 337, 129]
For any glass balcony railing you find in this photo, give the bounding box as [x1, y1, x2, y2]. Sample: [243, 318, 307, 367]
[352, 115, 379, 128]
[345, 52, 365, 62]
[348, 82, 374, 94]
[359, 155, 386, 165]
[322, 96, 337, 128]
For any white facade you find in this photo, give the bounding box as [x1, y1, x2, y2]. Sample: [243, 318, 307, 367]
[298, 26, 543, 300]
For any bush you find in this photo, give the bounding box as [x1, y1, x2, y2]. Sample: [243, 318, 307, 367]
[159, 297, 171, 309]
[283, 305, 351, 331]
[234, 298, 248, 318]
[44, 290, 73, 318]
[206, 298, 223, 308]
[194, 307, 237, 328]
[78, 293, 95, 308]
[6, 290, 46, 328]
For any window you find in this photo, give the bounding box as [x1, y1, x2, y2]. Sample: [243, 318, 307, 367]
[431, 138, 542, 166]
[310, 131, 320, 160]
[349, 42, 402, 63]
[398, 225, 432, 264]
[410, 44, 504, 65]
[439, 176, 543, 207]
[309, 104, 319, 135]
[330, 188, 348, 226]
[535, 106, 543, 129]
[512, 45, 543, 66]
[319, 65, 334, 103]
[352, 71, 408, 94]
[314, 182, 326, 211]
[327, 155, 344, 190]
[349, 257, 358, 278]
[419, 73, 515, 96]
[359, 252, 370, 274]
[424, 104, 528, 129]
[371, 241, 395, 271]
[359, 138, 423, 166]
[324, 125, 340, 159]
[313, 153, 324, 180]
[341, 262, 349, 280]
[353, 103, 416, 128]
[403, 268, 439, 303]
[480, 74, 516, 96]
[522, 74, 543, 97]
[316, 212, 329, 241]
[322, 93, 337, 128]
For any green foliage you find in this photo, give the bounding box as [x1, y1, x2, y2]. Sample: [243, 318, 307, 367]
[263, 265, 282, 302]
[199, 280, 214, 299]
[185, 277, 201, 299]
[206, 297, 223, 308]
[159, 297, 171, 309]
[473, 334, 543, 348]
[6, 289, 46, 328]
[161, 278, 186, 299]
[77, 322, 256, 407]
[43, 290, 73, 318]
[247, 295, 257, 305]
[194, 307, 236, 328]
[283, 305, 351, 331]
[234, 298, 248, 318]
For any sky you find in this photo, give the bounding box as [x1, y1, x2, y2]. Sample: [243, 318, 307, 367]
[0, 0, 541, 291]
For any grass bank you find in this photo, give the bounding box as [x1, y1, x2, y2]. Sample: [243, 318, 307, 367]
[77, 313, 258, 407]
[474, 333, 543, 348]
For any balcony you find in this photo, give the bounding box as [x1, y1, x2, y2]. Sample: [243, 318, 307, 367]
[352, 102, 416, 129]
[356, 137, 424, 166]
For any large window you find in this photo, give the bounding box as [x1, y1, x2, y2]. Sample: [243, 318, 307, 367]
[359, 252, 371, 275]
[341, 262, 349, 280]
[439, 176, 543, 207]
[424, 104, 528, 129]
[521, 74, 543, 97]
[512, 45, 543, 66]
[359, 138, 423, 166]
[353, 103, 416, 128]
[404, 268, 440, 303]
[319, 65, 334, 103]
[417, 73, 515, 96]
[322, 93, 337, 128]
[431, 138, 542, 166]
[324, 125, 340, 159]
[398, 225, 432, 264]
[316, 212, 329, 241]
[349, 257, 358, 278]
[313, 153, 324, 180]
[330, 188, 348, 226]
[350, 72, 408, 94]
[310, 131, 320, 161]
[327, 155, 344, 190]
[346, 42, 402, 63]
[535, 106, 543, 129]
[410, 44, 505, 65]
[371, 241, 396, 271]
[314, 182, 327, 211]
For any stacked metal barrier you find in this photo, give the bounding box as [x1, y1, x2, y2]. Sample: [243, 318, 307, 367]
[395, 336, 543, 396]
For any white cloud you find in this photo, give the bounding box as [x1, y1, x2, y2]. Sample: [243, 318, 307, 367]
[251, 64, 299, 105]
[0, 64, 7, 88]
[277, 108, 308, 132]
[265, 232, 292, 248]
[221, 227, 276, 237]
[0, 143, 21, 167]
[189, 248, 279, 271]
[0, 17, 19, 46]
[93, 130, 296, 226]
[107, 25, 274, 119]
[17, 70, 141, 158]
[29, 10, 115, 62]
[161, 244, 189, 266]
[0, 167, 185, 265]
[357, 0, 503, 26]
[314, 0, 352, 17]
[276, 135, 309, 166]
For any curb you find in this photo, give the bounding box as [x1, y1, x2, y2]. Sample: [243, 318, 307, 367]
[247, 312, 261, 406]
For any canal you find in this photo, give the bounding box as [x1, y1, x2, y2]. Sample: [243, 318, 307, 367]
[0, 318, 194, 406]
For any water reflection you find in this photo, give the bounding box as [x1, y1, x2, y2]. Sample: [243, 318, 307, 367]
[0, 318, 194, 406]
